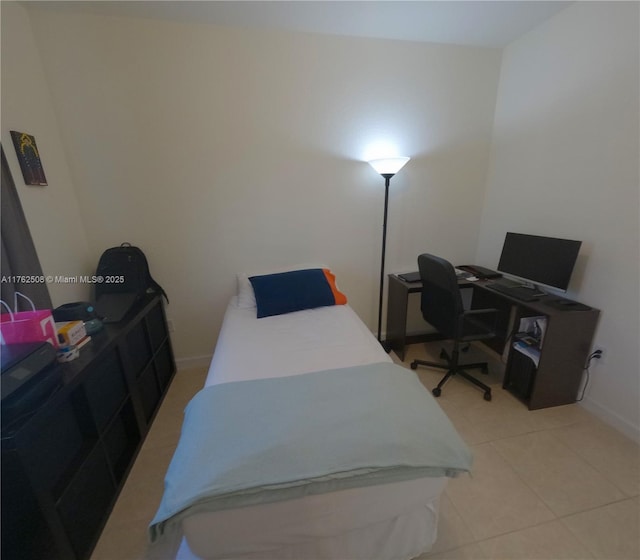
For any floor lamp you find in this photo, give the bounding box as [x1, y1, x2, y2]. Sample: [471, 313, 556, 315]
[368, 157, 410, 347]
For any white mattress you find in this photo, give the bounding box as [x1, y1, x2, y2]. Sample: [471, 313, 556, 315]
[178, 298, 447, 560]
[205, 297, 391, 386]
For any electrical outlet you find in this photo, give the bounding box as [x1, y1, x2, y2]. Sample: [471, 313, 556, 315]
[167, 319, 175, 333]
[592, 346, 605, 365]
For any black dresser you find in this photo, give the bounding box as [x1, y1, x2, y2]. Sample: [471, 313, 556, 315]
[1, 294, 175, 559]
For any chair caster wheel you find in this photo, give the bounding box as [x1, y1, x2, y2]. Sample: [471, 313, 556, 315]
[432, 387, 442, 397]
[481, 366, 489, 375]
[484, 392, 492, 401]
[410, 362, 418, 370]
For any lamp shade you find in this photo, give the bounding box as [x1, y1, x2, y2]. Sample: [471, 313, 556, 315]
[368, 157, 410, 176]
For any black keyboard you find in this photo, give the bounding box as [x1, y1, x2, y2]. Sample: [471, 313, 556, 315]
[485, 282, 545, 302]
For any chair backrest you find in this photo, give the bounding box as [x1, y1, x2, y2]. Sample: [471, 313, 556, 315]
[418, 253, 464, 339]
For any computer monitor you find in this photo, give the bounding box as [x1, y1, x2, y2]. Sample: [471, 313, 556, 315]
[497, 232, 582, 291]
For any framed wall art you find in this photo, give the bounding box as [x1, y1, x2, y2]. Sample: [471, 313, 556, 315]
[10, 130, 48, 186]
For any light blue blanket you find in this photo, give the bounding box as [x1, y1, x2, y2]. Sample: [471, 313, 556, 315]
[149, 362, 472, 543]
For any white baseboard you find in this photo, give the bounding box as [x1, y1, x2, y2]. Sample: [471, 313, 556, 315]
[579, 397, 640, 443]
[175, 355, 212, 371]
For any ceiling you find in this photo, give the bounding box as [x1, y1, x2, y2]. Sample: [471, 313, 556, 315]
[25, 1, 572, 48]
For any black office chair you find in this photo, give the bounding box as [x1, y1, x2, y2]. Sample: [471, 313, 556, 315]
[410, 253, 497, 402]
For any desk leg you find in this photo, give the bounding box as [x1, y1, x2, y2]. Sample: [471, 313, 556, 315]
[386, 276, 410, 361]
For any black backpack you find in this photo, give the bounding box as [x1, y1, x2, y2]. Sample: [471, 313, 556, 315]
[95, 243, 169, 304]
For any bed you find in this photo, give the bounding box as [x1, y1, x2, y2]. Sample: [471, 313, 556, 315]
[149, 268, 472, 560]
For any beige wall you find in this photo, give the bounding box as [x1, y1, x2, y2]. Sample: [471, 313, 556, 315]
[4, 2, 636, 438]
[477, 1, 640, 440]
[14, 5, 501, 362]
[1, 2, 92, 305]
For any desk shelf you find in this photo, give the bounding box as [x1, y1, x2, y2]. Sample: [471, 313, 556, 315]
[502, 303, 599, 409]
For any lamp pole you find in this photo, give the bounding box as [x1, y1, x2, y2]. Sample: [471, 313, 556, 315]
[378, 174, 393, 345]
[367, 157, 410, 349]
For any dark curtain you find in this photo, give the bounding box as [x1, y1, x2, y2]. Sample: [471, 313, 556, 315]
[1, 145, 52, 311]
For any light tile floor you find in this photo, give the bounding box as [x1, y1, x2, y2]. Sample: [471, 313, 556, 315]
[91, 342, 640, 560]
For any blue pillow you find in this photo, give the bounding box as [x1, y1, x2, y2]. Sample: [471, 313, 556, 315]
[249, 268, 347, 318]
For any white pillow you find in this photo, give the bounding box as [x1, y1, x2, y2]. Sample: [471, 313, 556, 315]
[236, 264, 328, 309]
[236, 272, 257, 309]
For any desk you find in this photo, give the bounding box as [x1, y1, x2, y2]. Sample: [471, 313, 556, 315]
[386, 274, 600, 410]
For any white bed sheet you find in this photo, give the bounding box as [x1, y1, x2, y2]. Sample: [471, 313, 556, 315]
[205, 297, 391, 387]
[178, 298, 447, 559]
[181, 476, 446, 560]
